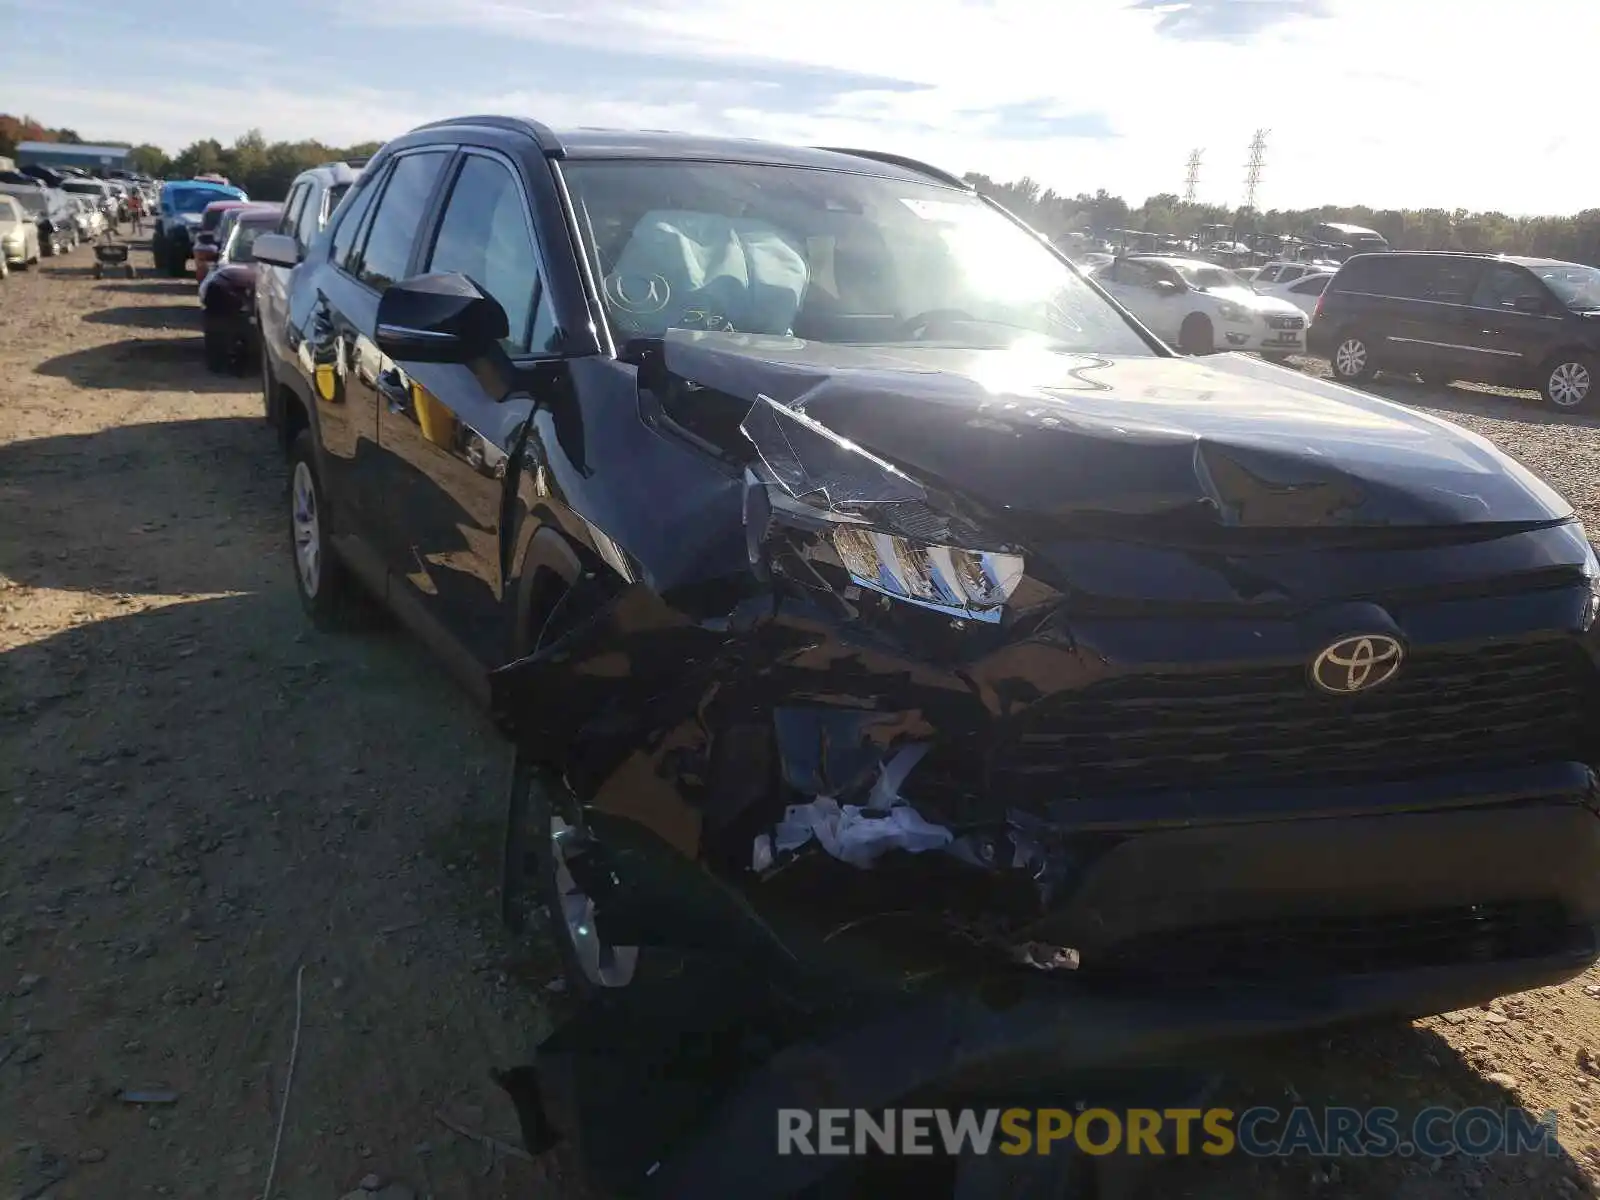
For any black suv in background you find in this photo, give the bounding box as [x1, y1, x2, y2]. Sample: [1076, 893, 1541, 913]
[250, 119, 1600, 1139]
[1310, 251, 1600, 409]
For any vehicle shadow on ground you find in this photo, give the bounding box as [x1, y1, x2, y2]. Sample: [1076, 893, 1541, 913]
[101, 279, 195, 298]
[0, 417, 282, 595]
[34, 337, 246, 392]
[82, 303, 201, 330]
[0, 593, 547, 1200]
[1152, 1018, 1598, 1197]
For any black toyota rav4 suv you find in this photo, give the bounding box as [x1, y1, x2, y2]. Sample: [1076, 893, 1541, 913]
[1310, 251, 1600, 409]
[255, 115, 1600, 1080]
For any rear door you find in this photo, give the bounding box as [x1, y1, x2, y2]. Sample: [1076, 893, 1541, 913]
[376, 147, 556, 672]
[1393, 257, 1487, 378]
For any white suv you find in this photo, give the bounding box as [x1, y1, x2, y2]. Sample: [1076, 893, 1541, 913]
[1091, 255, 1309, 360]
[255, 159, 364, 413]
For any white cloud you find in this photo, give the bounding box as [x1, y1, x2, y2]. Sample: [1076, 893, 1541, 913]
[8, 0, 1598, 213]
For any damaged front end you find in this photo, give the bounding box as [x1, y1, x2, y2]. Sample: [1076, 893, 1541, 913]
[488, 331, 1600, 1190]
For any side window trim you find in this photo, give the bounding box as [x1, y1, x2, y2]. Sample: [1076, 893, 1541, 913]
[428, 144, 565, 360]
[346, 149, 455, 293]
[334, 160, 392, 286]
[279, 183, 307, 240]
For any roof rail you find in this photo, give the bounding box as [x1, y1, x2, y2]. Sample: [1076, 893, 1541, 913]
[814, 147, 971, 190]
[408, 115, 565, 157]
[311, 158, 370, 171]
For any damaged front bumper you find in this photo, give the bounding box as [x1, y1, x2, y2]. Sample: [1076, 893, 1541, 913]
[491, 567, 1600, 1002]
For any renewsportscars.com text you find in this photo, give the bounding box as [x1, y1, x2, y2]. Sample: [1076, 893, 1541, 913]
[777, 1106, 1560, 1158]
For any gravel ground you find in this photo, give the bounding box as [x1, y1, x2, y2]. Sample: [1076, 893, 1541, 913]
[3, 243, 1600, 1200]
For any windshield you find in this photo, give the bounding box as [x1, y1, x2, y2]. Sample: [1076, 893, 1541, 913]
[1531, 263, 1600, 311]
[173, 188, 236, 214]
[562, 160, 1154, 354]
[228, 218, 275, 263]
[1, 189, 45, 215]
[1169, 262, 1250, 292]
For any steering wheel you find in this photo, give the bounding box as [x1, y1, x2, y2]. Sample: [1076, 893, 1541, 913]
[897, 308, 979, 341]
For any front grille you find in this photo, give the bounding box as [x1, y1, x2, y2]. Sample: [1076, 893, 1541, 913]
[1268, 314, 1306, 330]
[1090, 901, 1578, 982]
[994, 638, 1596, 797]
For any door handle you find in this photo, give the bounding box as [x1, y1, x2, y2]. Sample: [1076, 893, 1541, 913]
[377, 368, 411, 414]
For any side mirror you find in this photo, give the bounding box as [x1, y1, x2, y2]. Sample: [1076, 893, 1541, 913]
[251, 232, 301, 269]
[375, 272, 510, 365]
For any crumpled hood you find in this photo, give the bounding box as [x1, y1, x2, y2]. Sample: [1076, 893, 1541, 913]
[654, 332, 1573, 531]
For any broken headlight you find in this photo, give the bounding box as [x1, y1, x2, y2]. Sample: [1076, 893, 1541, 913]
[831, 529, 1023, 622]
[740, 393, 1025, 620]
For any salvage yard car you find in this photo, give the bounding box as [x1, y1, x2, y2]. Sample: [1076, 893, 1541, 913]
[256, 118, 1600, 1066]
[151, 178, 247, 277]
[1311, 251, 1600, 409]
[1090, 253, 1308, 360]
[199, 204, 281, 372]
[0, 192, 41, 277]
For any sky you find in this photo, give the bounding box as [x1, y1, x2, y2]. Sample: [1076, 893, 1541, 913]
[3, 0, 1595, 216]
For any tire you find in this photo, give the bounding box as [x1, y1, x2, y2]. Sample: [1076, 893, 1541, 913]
[509, 754, 642, 1001]
[203, 317, 231, 373]
[93, 262, 104, 280]
[0, 257, 8, 280]
[1178, 313, 1215, 355]
[261, 345, 277, 424]
[165, 244, 186, 278]
[1541, 353, 1595, 412]
[287, 431, 366, 630]
[1330, 329, 1377, 384]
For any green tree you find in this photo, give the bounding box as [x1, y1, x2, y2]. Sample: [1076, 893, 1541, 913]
[126, 144, 170, 176]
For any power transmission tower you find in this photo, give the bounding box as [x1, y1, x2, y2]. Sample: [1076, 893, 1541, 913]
[1243, 128, 1269, 211]
[1183, 149, 1202, 204]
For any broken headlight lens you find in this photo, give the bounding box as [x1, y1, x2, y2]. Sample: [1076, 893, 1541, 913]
[831, 528, 1023, 622]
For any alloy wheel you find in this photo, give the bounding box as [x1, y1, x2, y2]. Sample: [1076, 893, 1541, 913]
[550, 813, 639, 989]
[291, 460, 321, 597]
[1334, 337, 1367, 377]
[1548, 361, 1591, 409]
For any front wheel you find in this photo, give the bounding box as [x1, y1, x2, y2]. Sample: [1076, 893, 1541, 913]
[1542, 354, 1595, 411]
[1331, 330, 1377, 383]
[1178, 313, 1215, 355]
[505, 752, 641, 1000]
[203, 316, 231, 373]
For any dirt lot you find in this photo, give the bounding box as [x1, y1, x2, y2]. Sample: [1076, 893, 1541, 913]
[3, 243, 1600, 1200]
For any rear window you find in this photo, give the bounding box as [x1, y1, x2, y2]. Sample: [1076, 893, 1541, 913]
[1331, 254, 1424, 297]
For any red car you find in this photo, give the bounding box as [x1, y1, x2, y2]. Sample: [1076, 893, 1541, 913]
[192, 200, 256, 282]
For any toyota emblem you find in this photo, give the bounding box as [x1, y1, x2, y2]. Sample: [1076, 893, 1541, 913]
[1310, 634, 1404, 694]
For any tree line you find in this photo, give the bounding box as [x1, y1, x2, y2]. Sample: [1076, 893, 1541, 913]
[6, 117, 1597, 265]
[965, 174, 1600, 267]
